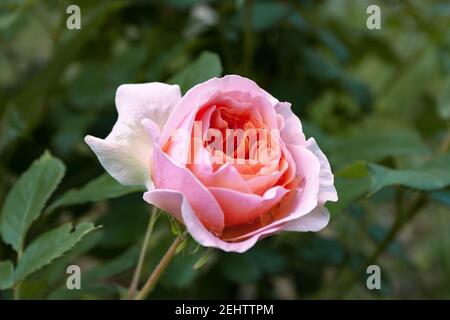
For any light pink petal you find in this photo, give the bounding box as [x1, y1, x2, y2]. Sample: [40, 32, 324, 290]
[305, 138, 338, 203]
[282, 144, 321, 219]
[225, 145, 321, 241]
[162, 111, 197, 166]
[192, 164, 253, 194]
[85, 83, 181, 187]
[115, 83, 181, 132]
[276, 143, 296, 187]
[245, 169, 285, 195]
[144, 189, 283, 253]
[282, 205, 330, 232]
[143, 189, 183, 222]
[152, 142, 225, 234]
[160, 75, 279, 144]
[208, 186, 289, 227]
[275, 102, 306, 146]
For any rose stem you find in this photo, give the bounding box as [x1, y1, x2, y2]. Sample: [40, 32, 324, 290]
[126, 206, 160, 299]
[135, 234, 184, 300]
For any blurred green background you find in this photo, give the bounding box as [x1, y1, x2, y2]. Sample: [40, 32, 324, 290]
[0, 0, 449, 299]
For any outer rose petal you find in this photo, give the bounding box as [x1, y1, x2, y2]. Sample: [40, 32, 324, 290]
[85, 83, 181, 188]
[208, 186, 289, 226]
[152, 140, 225, 234]
[224, 145, 322, 241]
[143, 189, 285, 253]
[275, 102, 306, 146]
[282, 205, 330, 232]
[160, 75, 279, 145]
[305, 138, 338, 203]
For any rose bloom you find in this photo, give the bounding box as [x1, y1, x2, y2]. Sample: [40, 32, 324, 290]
[85, 75, 337, 253]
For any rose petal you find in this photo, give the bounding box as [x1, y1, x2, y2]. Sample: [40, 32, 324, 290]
[208, 186, 289, 226]
[282, 205, 330, 232]
[152, 142, 225, 234]
[305, 138, 338, 203]
[192, 163, 253, 194]
[275, 102, 306, 146]
[144, 189, 283, 253]
[160, 75, 279, 144]
[85, 83, 181, 187]
[223, 145, 321, 241]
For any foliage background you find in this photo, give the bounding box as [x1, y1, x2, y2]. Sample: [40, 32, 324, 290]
[0, 0, 449, 299]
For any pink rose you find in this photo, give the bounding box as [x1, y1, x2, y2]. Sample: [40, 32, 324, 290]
[85, 75, 337, 253]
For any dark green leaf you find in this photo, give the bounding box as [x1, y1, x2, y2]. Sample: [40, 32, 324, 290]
[368, 154, 450, 195]
[0, 151, 65, 252]
[46, 173, 144, 214]
[0, 260, 14, 290]
[17, 231, 104, 299]
[192, 248, 211, 270]
[329, 130, 430, 168]
[168, 51, 222, 94]
[14, 222, 98, 283]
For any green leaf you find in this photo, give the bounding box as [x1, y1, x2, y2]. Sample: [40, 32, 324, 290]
[14, 222, 98, 283]
[0, 260, 14, 290]
[17, 231, 103, 299]
[168, 51, 222, 94]
[336, 161, 369, 179]
[46, 173, 144, 214]
[329, 129, 430, 168]
[368, 154, 450, 195]
[176, 237, 189, 255]
[167, 214, 185, 236]
[192, 248, 211, 270]
[0, 151, 65, 252]
[44, 246, 136, 299]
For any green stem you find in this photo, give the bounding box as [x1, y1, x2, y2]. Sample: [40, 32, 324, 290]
[14, 249, 23, 300]
[13, 283, 21, 300]
[364, 193, 427, 267]
[126, 206, 160, 299]
[135, 235, 183, 300]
